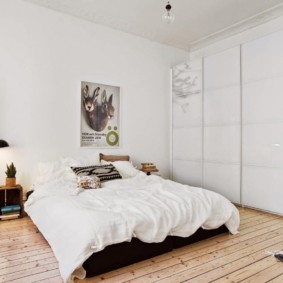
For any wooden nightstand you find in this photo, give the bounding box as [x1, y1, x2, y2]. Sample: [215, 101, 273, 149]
[140, 168, 159, 175]
[0, 185, 24, 220]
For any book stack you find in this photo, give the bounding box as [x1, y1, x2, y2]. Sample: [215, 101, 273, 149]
[141, 163, 158, 172]
[0, 204, 21, 219]
[141, 163, 156, 170]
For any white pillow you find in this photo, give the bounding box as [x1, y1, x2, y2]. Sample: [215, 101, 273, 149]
[36, 160, 62, 185]
[33, 158, 78, 186]
[100, 160, 139, 178]
[33, 156, 101, 188]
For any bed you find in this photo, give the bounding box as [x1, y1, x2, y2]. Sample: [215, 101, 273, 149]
[24, 153, 240, 283]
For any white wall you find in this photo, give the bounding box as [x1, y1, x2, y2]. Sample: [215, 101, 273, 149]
[0, 0, 189, 192]
[190, 15, 283, 59]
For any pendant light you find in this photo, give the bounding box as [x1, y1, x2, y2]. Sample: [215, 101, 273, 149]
[162, 1, 175, 24]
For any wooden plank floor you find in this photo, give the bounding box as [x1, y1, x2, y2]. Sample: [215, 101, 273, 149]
[1, 207, 283, 283]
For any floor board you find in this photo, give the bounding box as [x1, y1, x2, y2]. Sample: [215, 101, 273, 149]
[0, 206, 283, 283]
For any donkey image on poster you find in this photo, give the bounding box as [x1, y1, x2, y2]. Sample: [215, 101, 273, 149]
[82, 85, 115, 132]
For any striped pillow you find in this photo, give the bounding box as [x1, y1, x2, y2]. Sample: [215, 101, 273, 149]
[71, 164, 121, 182]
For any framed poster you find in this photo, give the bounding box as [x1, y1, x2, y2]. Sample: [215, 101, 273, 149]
[81, 81, 120, 148]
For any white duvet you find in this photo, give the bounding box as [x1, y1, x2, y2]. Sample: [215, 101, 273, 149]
[25, 172, 240, 283]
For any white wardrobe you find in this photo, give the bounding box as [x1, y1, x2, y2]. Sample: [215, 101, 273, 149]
[172, 29, 283, 215]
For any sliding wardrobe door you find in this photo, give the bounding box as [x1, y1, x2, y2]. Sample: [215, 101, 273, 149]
[203, 47, 241, 203]
[172, 60, 203, 187]
[242, 31, 283, 214]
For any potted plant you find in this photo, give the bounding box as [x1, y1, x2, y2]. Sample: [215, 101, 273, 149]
[5, 162, 17, 187]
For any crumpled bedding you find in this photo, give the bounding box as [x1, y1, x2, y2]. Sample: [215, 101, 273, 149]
[25, 172, 240, 283]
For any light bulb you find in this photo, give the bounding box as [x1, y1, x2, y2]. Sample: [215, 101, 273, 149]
[162, 11, 175, 23]
[162, 1, 175, 24]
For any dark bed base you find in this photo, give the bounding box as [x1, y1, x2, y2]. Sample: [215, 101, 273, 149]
[83, 225, 228, 277]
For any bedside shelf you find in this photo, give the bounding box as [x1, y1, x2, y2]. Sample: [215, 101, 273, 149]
[0, 185, 24, 219]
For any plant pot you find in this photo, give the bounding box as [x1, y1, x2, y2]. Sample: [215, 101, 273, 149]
[6, 177, 16, 187]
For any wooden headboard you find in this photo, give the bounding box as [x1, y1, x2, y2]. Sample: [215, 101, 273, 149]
[99, 153, 130, 162]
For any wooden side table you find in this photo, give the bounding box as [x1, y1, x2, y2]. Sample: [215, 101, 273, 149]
[0, 185, 24, 219]
[140, 168, 159, 176]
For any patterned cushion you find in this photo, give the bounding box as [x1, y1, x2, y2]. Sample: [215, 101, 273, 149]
[101, 160, 139, 178]
[71, 164, 121, 182]
[77, 175, 101, 189]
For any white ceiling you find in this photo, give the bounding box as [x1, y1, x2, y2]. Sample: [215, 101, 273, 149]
[24, 0, 283, 51]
